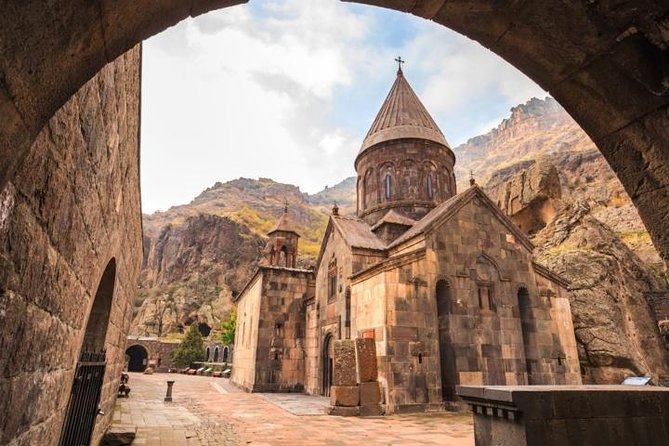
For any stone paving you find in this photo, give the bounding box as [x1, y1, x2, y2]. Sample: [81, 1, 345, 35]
[112, 372, 474, 445]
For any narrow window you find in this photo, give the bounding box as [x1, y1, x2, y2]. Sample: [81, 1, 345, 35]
[427, 174, 433, 199]
[328, 258, 337, 302]
[385, 174, 392, 199]
[478, 288, 483, 309]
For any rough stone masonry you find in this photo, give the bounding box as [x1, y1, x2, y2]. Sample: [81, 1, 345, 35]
[0, 47, 142, 445]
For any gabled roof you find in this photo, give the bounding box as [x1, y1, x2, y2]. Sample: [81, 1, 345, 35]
[387, 185, 535, 252]
[315, 214, 386, 269]
[332, 215, 387, 250]
[359, 68, 449, 155]
[268, 208, 299, 236]
[370, 209, 416, 231]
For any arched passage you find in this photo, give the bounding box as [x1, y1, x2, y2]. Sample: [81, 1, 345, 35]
[223, 346, 230, 362]
[322, 334, 334, 397]
[213, 347, 219, 362]
[125, 345, 149, 372]
[518, 287, 534, 384]
[60, 259, 116, 445]
[436, 279, 457, 402]
[81, 259, 117, 352]
[1, 1, 667, 269]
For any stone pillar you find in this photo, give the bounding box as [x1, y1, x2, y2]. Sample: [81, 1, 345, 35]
[356, 338, 383, 416]
[328, 338, 385, 417]
[329, 340, 359, 416]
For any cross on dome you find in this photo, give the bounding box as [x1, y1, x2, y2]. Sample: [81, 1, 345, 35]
[395, 56, 405, 74]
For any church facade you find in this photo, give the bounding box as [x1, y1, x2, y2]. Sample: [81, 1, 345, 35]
[231, 65, 581, 413]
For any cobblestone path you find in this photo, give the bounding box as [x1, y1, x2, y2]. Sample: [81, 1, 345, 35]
[112, 373, 473, 445]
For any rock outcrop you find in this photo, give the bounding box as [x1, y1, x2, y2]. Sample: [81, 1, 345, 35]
[132, 214, 265, 336]
[534, 202, 669, 384]
[486, 160, 562, 235]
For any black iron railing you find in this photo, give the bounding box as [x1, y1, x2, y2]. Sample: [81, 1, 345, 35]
[59, 351, 107, 446]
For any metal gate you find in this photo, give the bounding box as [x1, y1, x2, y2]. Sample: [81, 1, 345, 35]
[59, 351, 107, 446]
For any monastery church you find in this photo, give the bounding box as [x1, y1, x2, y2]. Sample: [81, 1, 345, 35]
[231, 63, 582, 414]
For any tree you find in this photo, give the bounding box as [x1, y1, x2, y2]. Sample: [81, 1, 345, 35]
[170, 323, 205, 368]
[219, 308, 237, 346]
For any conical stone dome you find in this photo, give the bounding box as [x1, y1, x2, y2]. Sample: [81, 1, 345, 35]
[355, 65, 457, 225]
[359, 68, 450, 155]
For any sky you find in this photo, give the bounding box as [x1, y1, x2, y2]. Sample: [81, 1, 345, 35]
[140, 0, 547, 213]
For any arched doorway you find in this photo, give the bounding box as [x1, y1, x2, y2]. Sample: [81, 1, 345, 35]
[322, 334, 334, 397]
[205, 347, 211, 361]
[60, 259, 116, 445]
[213, 347, 219, 362]
[223, 346, 229, 363]
[518, 287, 534, 384]
[436, 279, 457, 401]
[125, 345, 149, 372]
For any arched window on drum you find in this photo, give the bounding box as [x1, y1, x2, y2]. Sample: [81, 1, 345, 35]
[426, 174, 434, 199]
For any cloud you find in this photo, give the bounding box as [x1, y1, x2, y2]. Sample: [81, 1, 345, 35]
[140, 0, 547, 213]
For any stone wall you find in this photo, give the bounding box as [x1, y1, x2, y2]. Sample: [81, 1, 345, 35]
[252, 267, 312, 392]
[350, 192, 581, 413]
[231, 273, 263, 391]
[0, 47, 142, 445]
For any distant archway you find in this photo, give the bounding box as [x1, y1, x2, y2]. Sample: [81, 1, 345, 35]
[125, 345, 149, 372]
[206, 347, 211, 361]
[213, 347, 219, 362]
[223, 346, 230, 363]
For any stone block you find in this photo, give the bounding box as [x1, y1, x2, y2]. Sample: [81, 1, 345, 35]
[333, 340, 357, 386]
[355, 337, 377, 382]
[101, 426, 137, 445]
[330, 385, 360, 407]
[359, 404, 384, 417]
[327, 405, 360, 417]
[359, 381, 381, 406]
[409, 341, 429, 357]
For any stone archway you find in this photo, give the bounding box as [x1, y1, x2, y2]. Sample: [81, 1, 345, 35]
[322, 333, 334, 397]
[125, 344, 149, 372]
[0, 1, 667, 267]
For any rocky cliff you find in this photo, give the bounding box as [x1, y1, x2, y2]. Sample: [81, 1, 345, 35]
[533, 202, 669, 384]
[131, 214, 265, 336]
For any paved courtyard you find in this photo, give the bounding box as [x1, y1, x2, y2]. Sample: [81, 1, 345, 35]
[112, 372, 474, 445]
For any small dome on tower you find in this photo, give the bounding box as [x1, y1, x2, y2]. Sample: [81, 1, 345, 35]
[266, 203, 300, 268]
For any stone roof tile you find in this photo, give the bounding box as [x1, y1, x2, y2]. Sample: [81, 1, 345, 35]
[332, 215, 386, 250]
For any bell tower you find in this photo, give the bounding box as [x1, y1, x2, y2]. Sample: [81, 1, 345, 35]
[355, 60, 456, 225]
[265, 203, 299, 268]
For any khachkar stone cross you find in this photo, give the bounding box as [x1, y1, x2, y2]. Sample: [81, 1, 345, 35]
[395, 56, 405, 74]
